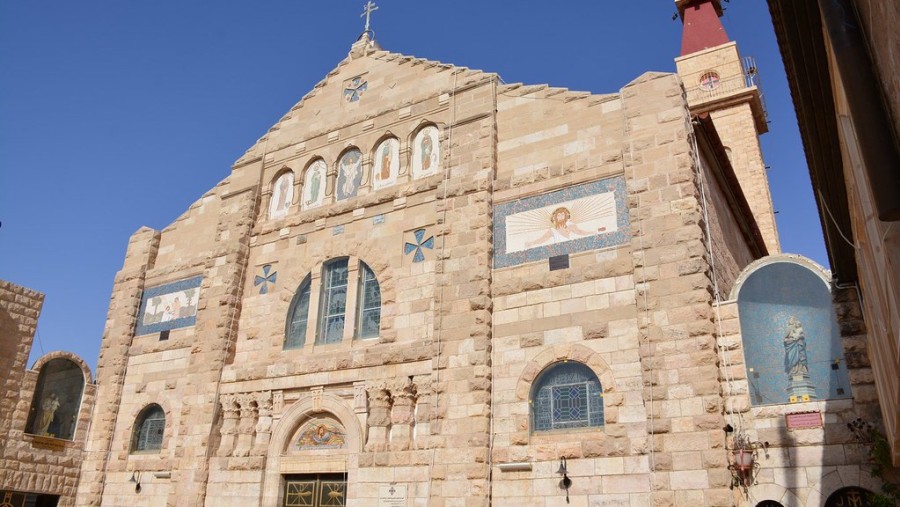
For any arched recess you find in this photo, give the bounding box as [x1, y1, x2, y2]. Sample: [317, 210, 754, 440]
[335, 146, 364, 201]
[749, 481, 803, 507]
[370, 133, 401, 191]
[409, 122, 442, 180]
[301, 158, 329, 210]
[261, 393, 364, 506]
[731, 254, 852, 406]
[26, 352, 91, 440]
[515, 344, 615, 402]
[268, 167, 295, 220]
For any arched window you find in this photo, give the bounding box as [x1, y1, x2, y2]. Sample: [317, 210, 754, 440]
[285, 259, 382, 348]
[26, 357, 85, 440]
[285, 276, 312, 349]
[356, 262, 381, 339]
[318, 258, 350, 344]
[531, 361, 603, 432]
[132, 404, 165, 452]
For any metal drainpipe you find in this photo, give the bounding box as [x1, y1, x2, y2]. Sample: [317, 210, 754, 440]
[818, 0, 900, 221]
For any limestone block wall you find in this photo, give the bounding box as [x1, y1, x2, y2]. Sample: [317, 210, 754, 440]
[1, 284, 97, 506]
[75, 178, 258, 506]
[204, 56, 499, 505]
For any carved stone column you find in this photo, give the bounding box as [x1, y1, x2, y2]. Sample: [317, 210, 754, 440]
[217, 394, 239, 457]
[252, 391, 273, 456]
[364, 383, 391, 452]
[389, 379, 417, 450]
[232, 393, 257, 457]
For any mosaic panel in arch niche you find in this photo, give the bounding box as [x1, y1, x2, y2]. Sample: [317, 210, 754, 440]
[737, 261, 852, 406]
[135, 276, 202, 335]
[336, 149, 363, 201]
[294, 419, 347, 451]
[492, 175, 630, 268]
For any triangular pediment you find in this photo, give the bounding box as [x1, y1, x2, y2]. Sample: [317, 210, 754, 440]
[234, 40, 490, 167]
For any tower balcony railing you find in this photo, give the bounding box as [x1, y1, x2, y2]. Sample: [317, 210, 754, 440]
[685, 56, 768, 120]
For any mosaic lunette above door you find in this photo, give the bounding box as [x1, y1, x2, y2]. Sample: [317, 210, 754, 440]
[492, 175, 630, 268]
[294, 418, 347, 451]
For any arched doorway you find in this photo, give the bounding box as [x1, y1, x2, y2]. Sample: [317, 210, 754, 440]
[824, 487, 875, 507]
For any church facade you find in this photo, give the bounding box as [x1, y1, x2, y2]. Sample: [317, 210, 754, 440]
[22, 1, 883, 506]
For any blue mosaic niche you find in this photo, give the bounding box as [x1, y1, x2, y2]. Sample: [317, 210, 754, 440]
[493, 176, 630, 269]
[737, 262, 852, 406]
[135, 276, 202, 336]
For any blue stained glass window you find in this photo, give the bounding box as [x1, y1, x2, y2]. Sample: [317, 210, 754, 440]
[285, 276, 311, 349]
[532, 362, 603, 432]
[356, 263, 381, 339]
[318, 259, 349, 344]
[132, 404, 165, 452]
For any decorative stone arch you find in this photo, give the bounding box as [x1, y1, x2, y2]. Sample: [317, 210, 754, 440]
[334, 145, 364, 200]
[749, 481, 803, 507]
[515, 343, 616, 402]
[806, 469, 881, 507]
[31, 350, 93, 384]
[124, 398, 175, 455]
[261, 393, 363, 506]
[730, 254, 831, 302]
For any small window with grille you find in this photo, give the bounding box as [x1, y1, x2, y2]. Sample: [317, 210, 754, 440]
[531, 362, 603, 432]
[132, 404, 165, 452]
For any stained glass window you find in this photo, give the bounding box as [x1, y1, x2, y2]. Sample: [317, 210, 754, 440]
[285, 276, 311, 349]
[532, 362, 603, 432]
[318, 259, 349, 344]
[356, 263, 381, 339]
[133, 404, 165, 452]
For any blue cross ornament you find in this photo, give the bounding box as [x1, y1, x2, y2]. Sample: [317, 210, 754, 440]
[254, 264, 277, 294]
[404, 228, 434, 263]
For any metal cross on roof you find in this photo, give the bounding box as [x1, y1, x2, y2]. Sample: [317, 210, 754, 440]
[360, 1, 378, 32]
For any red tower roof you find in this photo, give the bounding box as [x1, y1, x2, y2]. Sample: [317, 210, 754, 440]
[679, 0, 730, 56]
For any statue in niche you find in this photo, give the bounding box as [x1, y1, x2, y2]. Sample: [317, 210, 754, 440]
[783, 316, 817, 401]
[784, 316, 810, 377]
[37, 392, 60, 436]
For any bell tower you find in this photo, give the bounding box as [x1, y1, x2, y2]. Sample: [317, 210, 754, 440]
[674, 0, 780, 253]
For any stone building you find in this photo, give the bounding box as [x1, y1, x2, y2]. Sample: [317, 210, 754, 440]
[767, 0, 900, 466]
[0, 280, 97, 506]
[71, 1, 888, 506]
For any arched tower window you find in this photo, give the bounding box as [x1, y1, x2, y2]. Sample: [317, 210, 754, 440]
[26, 357, 85, 440]
[531, 361, 603, 432]
[132, 404, 165, 452]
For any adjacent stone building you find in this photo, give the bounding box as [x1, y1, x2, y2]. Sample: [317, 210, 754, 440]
[0, 280, 97, 506]
[67, 1, 890, 506]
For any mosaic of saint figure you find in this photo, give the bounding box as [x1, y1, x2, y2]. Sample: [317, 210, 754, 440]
[784, 316, 810, 378]
[302, 160, 327, 210]
[268, 171, 294, 219]
[336, 149, 363, 200]
[505, 191, 617, 253]
[412, 126, 440, 179]
[372, 138, 399, 191]
[296, 421, 346, 450]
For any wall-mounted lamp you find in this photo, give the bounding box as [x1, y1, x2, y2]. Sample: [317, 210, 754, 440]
[556, 457, 572, 504]
[726, 428, 768, 493]
[129, 471, 142, 493]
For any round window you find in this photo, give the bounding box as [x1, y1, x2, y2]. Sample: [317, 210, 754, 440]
[699, 71, 720, 91]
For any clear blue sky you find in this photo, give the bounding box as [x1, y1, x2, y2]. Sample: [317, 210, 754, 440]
[0, 1, 825, 373]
